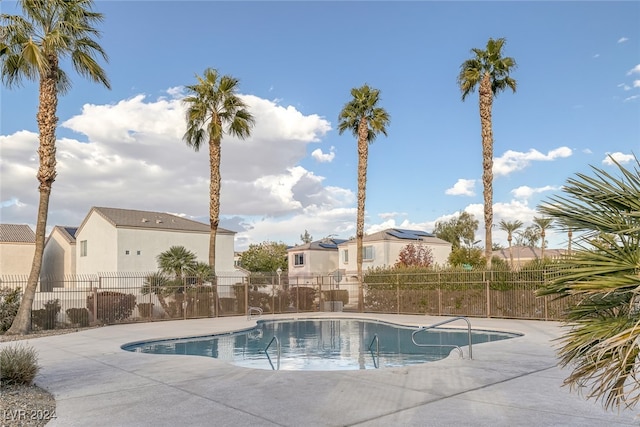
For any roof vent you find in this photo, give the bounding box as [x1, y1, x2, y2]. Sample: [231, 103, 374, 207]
[156, 219, 163, 224]
[141, 218, 149, 223]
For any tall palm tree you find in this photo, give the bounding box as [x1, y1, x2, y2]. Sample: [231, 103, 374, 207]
[538, 156, 640, 410]
[338, 84, 390, 312]
[183, 68, 254, 273]
[157, 246, 197, 280]
[532, 216, 554, 259]
[458, 37, 517, 268]
[498, 219, 523, 269]
[2, 0, 110, 335]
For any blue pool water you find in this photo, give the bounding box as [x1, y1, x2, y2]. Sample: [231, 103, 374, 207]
[122, 318, 520, 371]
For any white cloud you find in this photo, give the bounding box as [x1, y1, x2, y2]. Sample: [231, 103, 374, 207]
[0, 90, 345, 250]
[624, 95, 639, 102]
[593, 53, 600, 59]
[634, 80, 640, 88]
[618, 37, 629, 43]
[311, 146, 336, 163]
[445, 179, 476, 196]
[493, 147, 573, 176]
[511, 185, 559, 200]
[378, 212, 407, 220]
[619, 83, 632, 91]
[583, 148, 593, 154]
[627, 64, 640, 75]
[603, 152, 635, 165]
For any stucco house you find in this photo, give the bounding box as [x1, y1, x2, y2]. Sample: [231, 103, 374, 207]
[492, 245, 566, 269]
[286, 237, 348, 285]
[40, 226, 77, 291]
[0, 224, 36, 277]
[336, 229, 452, 303]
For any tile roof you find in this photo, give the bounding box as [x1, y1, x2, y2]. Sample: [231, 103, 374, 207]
[492, 245, 566, 259]
[0, 224, 36, 243]
[88, 207, 235, 234]
[288, 238, 349, 252]
[51, 226, 77, 243]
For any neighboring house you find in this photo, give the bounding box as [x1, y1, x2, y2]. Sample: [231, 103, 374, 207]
[74, 207, 236, 277]
[0, 224, 36, 277]
[40, 226, 77, 291]
[492, 245, 566, 269]
[287, 237, 348, 285]
[337, 229, 452, 299]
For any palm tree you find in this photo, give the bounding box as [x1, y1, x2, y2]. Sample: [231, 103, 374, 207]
[157, 246, 197, 280]
[532, 216, 554, 259]
[183, 68, 254, 273]
[338, 84, 390, 312]
[2, 0, 110, 335]
[498, 219, 523, 269]
[458, 38, 517, 268]
[538, 156, 640, 410]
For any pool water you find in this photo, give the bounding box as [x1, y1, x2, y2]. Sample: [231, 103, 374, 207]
[122, 318, 519, 371]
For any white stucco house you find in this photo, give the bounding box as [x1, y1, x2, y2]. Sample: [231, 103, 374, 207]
[286, 237, 348, 285]
[72, 207, 236, 278]
[337, 229, 452, 303]
[40, 226, 77, 290]
[0, 224, 36, 277]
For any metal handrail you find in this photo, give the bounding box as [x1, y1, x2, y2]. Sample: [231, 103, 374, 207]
[368, 334, 380, 369]
[247, 306, 263, 320]
[264, 336, 280, 370]
[411, 316, 473, 359]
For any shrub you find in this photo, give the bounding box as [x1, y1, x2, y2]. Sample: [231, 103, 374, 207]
[321, 290, 348, 305]
[87, 291, 137, 324]
[32, 299, 61, 330]
[0, 343, 40, 385]
[0, 287, 21, 333]
[137, 303, 154, 318]
[66, 307, 90, 327]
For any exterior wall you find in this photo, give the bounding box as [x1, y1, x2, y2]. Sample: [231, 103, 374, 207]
[41, 229, 76, 289]
[288, 249, 339, 285]
[75, 213, 119, 275]
[0, 242, 35, 276]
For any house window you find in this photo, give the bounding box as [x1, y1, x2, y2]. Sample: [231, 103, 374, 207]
[363, 246, 374, 261]
[80, 240, 87, 257]
[294, 253, 305, 266]
[125, 250, 130, 255]
[137, 251, 141, 255]
[342, 249, 349, 263]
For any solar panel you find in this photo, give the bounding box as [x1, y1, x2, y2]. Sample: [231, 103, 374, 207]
[318, 243, 338, 249]
[387, 229, 434, 240]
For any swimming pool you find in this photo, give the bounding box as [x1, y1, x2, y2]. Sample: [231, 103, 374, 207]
[123, 318, 519, 370]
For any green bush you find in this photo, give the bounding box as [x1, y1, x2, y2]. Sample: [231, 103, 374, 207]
[32, 299, 61, 330]
[0, 343, 40, 385]
[66, 307, 89, 327]
[321, 290, 348, 305]
[87, 291, 137, 324]
[0, 287, 21, 333]
[290, 287, 316, 311]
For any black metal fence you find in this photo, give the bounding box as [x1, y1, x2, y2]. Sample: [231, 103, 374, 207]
[0, 268, 574, 332]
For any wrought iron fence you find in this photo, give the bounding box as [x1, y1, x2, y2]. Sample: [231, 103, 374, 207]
[0, 268, 576, 332]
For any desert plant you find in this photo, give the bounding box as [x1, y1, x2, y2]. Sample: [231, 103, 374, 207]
[87, 292, 136, 324]
[31, 299, 61, 330]
[136, 303, 154, 318]
[66, 307, 90, 327]
[0, 343, 40, 385]
[0, 287, 21, 333]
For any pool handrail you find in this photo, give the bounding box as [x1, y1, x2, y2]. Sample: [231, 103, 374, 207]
[411, 316, 473, 359]
[368, 334, 380, 369]
[247, 306, 263, 320]
[264, 336, 281, 370]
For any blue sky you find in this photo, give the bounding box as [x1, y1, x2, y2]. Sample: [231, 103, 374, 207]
[1, 1, 639, 251]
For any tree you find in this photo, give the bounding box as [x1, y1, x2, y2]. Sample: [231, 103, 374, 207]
[538, 157, 640, 410]
[532, 216, 554, 259]
[239, 241, 288, 273]
[300, 230, 313, 244]
[183, 68, 254, 273]
[338, 84, 390, 312]
[433, 211, 478, 250]
[395, 243, 434, 268]
[518, 225, 541, 250]
[157, 246, 197, 280]
[3, 0, 110, 335]
[458, 37, 517, 268]
[498, 219, 523, 269]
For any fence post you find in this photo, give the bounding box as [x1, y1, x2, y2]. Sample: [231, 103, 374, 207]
[544, 295, 548, 321]
[92, 287, 98, 324]
[319, 280, 323, 312]
[396, 274, 400, 315]
[244, 276, 249, 316]
[484, 271, 490, 318]
[437, 273, 442, 316]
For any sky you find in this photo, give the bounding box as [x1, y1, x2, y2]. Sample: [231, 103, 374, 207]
[1, 1, 639, 252]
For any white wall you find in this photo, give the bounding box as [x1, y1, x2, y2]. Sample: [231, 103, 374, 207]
[288, 249, 339, 282]
[75, 213, 118, 275]
[41, 229, 76, 289]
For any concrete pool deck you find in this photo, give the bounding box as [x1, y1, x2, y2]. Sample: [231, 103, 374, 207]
[2, 313, 638, 426]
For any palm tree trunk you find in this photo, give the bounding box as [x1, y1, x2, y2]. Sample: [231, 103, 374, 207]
[567, 228, 573, 256]
[541, 230, 546, 260]
[7, 64, 58, 335]
[479, 72, 494, 268]
[508, 235, 514, 270]
[208, 133, 221, 274]
[356, 119, 369, 312]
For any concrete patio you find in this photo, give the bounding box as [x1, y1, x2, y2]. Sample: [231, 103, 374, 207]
[2, 313, 638, 426]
